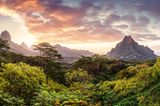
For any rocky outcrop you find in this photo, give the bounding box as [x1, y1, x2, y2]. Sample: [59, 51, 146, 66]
[107, 35, 157, 61]
[1, 30, 12, 41]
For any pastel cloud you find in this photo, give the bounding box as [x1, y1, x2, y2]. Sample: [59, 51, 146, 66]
[0, 0, 159, 53]
[0, 0, 123, 43]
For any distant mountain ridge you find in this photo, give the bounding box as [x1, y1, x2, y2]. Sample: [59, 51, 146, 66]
[0, 30, 94, 62]
[54, 44, 94, 63]
[107, 35, 157, 61]
[55, 44, 93, 58]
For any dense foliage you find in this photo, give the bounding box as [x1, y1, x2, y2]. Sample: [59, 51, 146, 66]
[73, 55, 133, 83]
[0, 39, 160, 106]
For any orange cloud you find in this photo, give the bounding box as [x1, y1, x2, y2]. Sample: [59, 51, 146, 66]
[1, 0, 159, 46]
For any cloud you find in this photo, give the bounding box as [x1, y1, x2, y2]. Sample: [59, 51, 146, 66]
[136, 0, 160, 19]
[0, 0, 160, 44]
[132, 34, 160, 41]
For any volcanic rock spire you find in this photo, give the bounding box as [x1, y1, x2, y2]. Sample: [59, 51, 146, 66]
[107, 35, 157, 61]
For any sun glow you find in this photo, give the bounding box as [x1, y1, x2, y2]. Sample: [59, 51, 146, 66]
[0, 7, 22, 22]
[56, 41, 119, 54]
[0, 7, 37, 46]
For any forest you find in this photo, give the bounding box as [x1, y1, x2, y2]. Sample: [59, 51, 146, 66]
[0, 38, 160, 106]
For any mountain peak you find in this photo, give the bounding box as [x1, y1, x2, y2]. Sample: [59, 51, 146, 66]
[21, 42, 29, 49]
[0, 30, 12, 41]
[122, 35, 135, 44]
[107, 35, 157, 61]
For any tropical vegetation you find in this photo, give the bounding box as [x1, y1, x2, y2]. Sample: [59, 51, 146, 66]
[0, 38, 160, 106]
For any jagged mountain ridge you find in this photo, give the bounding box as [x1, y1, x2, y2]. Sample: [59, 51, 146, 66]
[107, 35, 157, 61]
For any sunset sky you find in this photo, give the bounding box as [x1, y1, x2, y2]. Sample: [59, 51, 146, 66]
[0, 0, 160, 54]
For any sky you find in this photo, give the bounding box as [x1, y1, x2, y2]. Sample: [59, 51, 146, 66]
[0, 0, 160, 54]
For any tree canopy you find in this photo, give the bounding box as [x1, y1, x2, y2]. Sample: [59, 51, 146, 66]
[33, 42, 62, 60]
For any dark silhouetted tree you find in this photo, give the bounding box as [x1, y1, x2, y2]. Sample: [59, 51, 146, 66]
[33, 42, 62, 60]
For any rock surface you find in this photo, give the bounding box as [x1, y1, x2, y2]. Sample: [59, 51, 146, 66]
[107, 35, 157, 61]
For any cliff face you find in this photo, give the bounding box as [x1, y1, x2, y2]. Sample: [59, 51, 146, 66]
[107, 35, 157, 61]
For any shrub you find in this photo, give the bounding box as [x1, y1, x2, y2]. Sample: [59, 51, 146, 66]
[0, 62, 46, 105]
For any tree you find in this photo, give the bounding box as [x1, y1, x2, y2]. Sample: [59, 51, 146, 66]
[33, 42, 62, 60]
[33, 42, 66, 84]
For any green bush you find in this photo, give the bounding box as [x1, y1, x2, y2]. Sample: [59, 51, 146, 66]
[93, 58, 160, 105]
[0, 62, 46, 105]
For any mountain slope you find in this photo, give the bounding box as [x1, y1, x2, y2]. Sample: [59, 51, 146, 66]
[107, 35, 157, 61]
[55, 44, 94, 58]
[0, 30, 37, 56]
[55, 44, 94, 63]
[0, 30, 94, 62]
